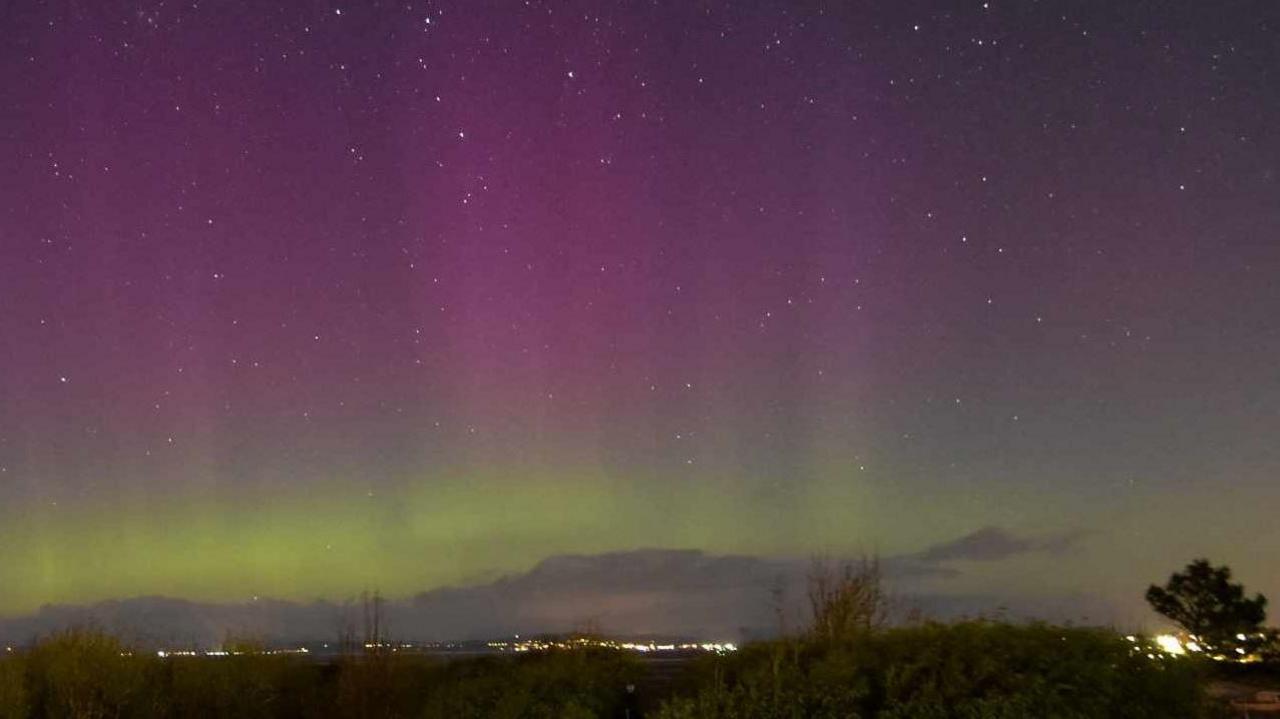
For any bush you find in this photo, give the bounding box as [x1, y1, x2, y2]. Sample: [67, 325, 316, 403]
[0, 634, 643, 719]
[419, 649, 641, 719]
[0, 653, 28, 719]
[165, 653, 319, 719]
[22, 628, 163, 719]
[656, 622, 1213, 719]
[330, 651, 435, 719]
[0, 623, 1216, 718]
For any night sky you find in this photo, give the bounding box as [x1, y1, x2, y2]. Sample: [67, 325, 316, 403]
[2, 1, 1279, 620]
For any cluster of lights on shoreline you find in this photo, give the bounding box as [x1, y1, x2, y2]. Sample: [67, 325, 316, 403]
[1127, 633, 1269, 662]
[37, 632, 1275, 663]
[144, 637, 738, 659]
[156, 647, 311, 658]
[488, 636, 737, 654]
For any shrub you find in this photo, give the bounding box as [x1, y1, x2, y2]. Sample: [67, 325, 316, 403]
[0, 653, 29, 719]
[419, 648, 641, 719]
[0, 623, 1214, 718]
[0, 634, 644, 719]
[164, 653, 319, 719]
[329, 652, 436, 719]
[656, 622, 1213, 719]
[23, 628, 163, 719]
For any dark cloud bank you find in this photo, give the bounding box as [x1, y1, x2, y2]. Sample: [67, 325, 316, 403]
[0, 527, 1111, 646]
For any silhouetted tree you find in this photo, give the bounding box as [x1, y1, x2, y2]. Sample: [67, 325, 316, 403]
[1146, 558, 1267, 655]
[807, 555, 887, 641]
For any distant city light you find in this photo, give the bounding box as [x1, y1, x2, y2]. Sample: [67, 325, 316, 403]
[143, 637, 737, 660]
[485, 636, 736, 655]
[1131, 632, 1268, 663]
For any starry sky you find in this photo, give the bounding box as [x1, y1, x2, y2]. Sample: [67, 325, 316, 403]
[2, 0, 1279, 620]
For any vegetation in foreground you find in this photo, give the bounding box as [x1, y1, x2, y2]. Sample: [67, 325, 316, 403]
[2, 557, 1272, 718]
[0, 631, 642, 719]
[655, 622, 1217, 719]
[1146, 558, 1274, 659]
[0, 622, 1227, 719]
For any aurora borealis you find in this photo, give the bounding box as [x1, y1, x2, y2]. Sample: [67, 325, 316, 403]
[2, 0, 1279, 625]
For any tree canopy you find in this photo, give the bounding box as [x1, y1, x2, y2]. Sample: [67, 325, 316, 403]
[1146, 558, 1267, 654]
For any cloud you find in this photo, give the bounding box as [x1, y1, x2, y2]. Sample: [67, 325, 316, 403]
[913, 526, 1084, 564]
[402, 548, 801, 640]
[0, 596, 345, 648]
[0, 528, 1102, 646]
